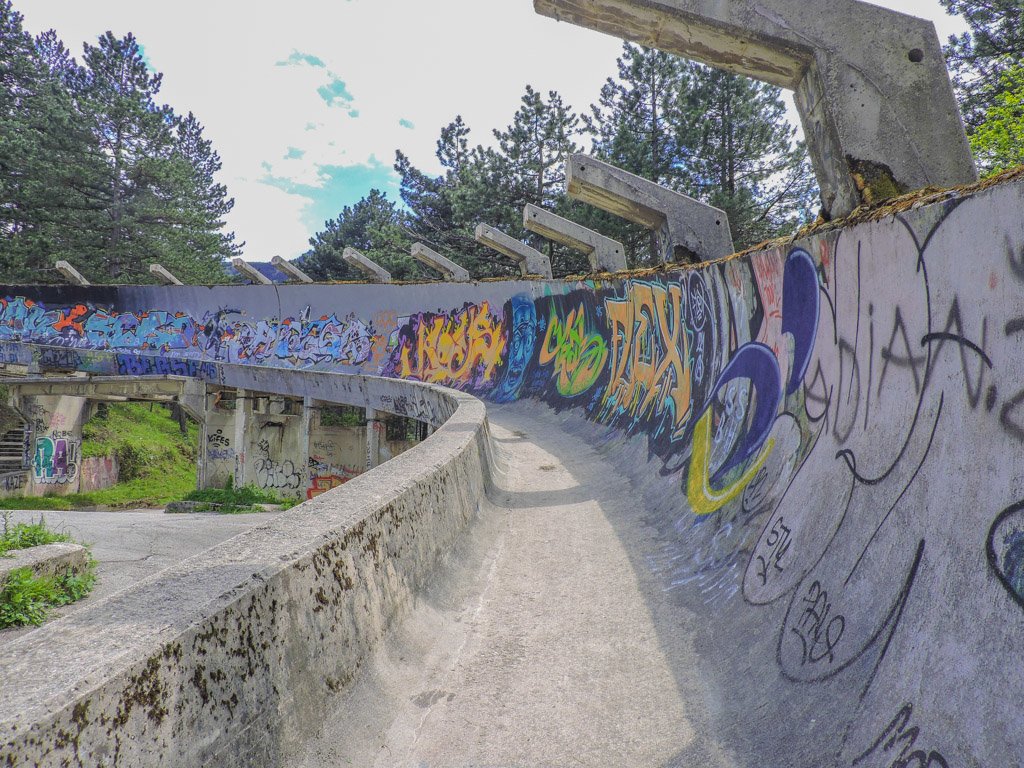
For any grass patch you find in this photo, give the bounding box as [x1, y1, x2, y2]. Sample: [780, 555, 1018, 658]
[0, 564, 96, 628]
[0, 402, 199, 510]
[0, 514, 71, 557]
[182, 485, 298, 514]
[0, 513, 96, 628]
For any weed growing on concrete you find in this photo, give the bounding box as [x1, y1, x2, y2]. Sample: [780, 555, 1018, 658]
[0, 562, 96, 628]
[181, 486, 297, 514]
[0, 514, 72, 557]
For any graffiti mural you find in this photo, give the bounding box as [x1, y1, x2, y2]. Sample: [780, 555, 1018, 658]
[33, 432, 79, 485]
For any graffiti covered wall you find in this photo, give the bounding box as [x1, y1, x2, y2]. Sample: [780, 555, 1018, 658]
[2, 177, 1024, 764]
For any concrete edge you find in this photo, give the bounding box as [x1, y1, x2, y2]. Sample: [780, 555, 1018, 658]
[0, 542, 89, 585]
[0, 369, 495, 768]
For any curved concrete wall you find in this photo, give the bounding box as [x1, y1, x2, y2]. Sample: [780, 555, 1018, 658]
[2, 176, 1023, 764]
[0, 366, 493, 766]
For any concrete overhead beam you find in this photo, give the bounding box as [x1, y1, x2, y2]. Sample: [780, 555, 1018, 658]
[149, 264, 183, 286]
[566, 154, 734, 264]
[342, 247, 392, 283]
[271, 255, 314, 284]
[54, 261, 89, 287]
[523, 204, 627, 273]
[231, 258, 273, 285]
[534, 0, 978, 217]
[411, 243, 471, 282]
[474, 224, 553, 279]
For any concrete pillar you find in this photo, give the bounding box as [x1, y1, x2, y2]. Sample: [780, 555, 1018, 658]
[231, 258, 273, 286]
[343, 247, 392, 283]
[149, 264, 183, 286]
[475, 224, 553, 279]
[411, 243, 471, 282]
[54, 261, 90, 287]
[271, 255, 314, 283]
[534, 0, 977, 217]
[365, 407, 381, 471]
[523, 204, 627, 273]
[297, 396, 313, 497]
[566, 154, 734, 264]
[232, 389, 252, 488]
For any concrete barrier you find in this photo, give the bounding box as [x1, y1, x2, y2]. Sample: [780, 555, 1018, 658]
[2, 173, 1024, 763]
[0, 365, 494, 766]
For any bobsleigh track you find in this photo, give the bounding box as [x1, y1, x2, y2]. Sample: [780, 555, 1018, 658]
[2, 178, 1024, 764]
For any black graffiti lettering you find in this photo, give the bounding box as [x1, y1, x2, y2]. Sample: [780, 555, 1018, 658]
[878, 307, 926, 398]
[921, 298, 991, 409]
[852, 704, 949, 768]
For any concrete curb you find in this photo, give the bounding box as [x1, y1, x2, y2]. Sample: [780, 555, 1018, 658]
[0, 543, 89, 585]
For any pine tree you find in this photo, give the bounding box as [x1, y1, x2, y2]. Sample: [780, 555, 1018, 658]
[675, 65, 816, 249]
[941, 0, 1024, 134]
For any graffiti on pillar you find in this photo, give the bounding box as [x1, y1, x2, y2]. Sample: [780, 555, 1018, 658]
[206, 429, 234, 461]
[33, 431, 79, 485]
[253, 439, 301, 491]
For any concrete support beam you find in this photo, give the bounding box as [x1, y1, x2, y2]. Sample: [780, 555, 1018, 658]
[271, 255, 314, 284]
[534, 0, 977, 217]
[231, 258, 273, 286]
[233, 389, 252, 488]
[149, 264, 183, 286]
[297, 396, 313, 496]
[566, 154, 734, 264]
[523, 204, 627, 273]
[474, 224, 553, 279]
[54, 261, 89, 287]
[365, 407, 381, 471]
[411, 243, 471, 282]
[342, 247, 392, 283]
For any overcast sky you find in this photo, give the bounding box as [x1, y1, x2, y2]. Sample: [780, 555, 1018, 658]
[19, 0, 968, 261]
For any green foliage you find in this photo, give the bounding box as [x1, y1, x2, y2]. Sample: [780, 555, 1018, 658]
[969, 64, 1024, 175]
[0, 513, 71, 556]
[941, 0, 1024, 134]
[0, 402, 199, 510]
[0, 563, 96, 628]
[0, 2, 237, 284]
[182, 485, 297, 514]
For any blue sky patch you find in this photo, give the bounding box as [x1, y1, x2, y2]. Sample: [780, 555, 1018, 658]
[277, 50, 326, 68]
[284, 147, 305, 160]
[318, 77, 355, 107]
[399, 118, 415, 129]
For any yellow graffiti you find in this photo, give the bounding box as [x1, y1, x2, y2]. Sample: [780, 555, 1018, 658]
[400, 302, 506, 385]
[604, 282, 692, 434]
[539, 304, 608, 396]
[687, 410, 773, 516]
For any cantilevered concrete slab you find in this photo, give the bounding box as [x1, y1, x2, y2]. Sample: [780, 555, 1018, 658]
[566, 154, 733, 264]
[411, 242, 471, 282]
[231, 257, 273, 285]
[475, 224, 553, 279]
[343, 247, 392, 283]
[534, 0, 977, 217]
[523, 204, 627, 273]
[54, 261, 89, 286]
[271, 255, 314, 284]
[149, 264, 183, 286]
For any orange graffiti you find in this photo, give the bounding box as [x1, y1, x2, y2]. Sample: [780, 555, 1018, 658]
[399, 302, 506, 385]
[603, 282, 692, 435]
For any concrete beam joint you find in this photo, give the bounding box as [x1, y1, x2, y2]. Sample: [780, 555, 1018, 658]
[54, 261, 90, 287]
[411, 243, 471, 282]
[534, 0, 977, 217]
[566, 154, 734, 263]
[231, 258, 273, 285]
[523, 204, 627, 273]
[474, 224, 553, 279]
[271, 255, 314, 284]
[342, 247, 392, 283]
[149, 264, 183, 286]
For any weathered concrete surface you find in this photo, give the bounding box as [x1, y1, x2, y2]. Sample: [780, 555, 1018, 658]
[53, 261, 89, 287]
[231, 257, 274, 285]
[0, 542, 88, 586]
[475, 223, 554, 279]
[291, 409, 733, 767]
[271, 255, 314, 284]
[535, 0, 978, 216]
[411, 242, 471, 282]
[148, 264, 183, 286]
[523, 203, 627, 272]
[567, 153, 734, 263]
[0, 371, 492, 767]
